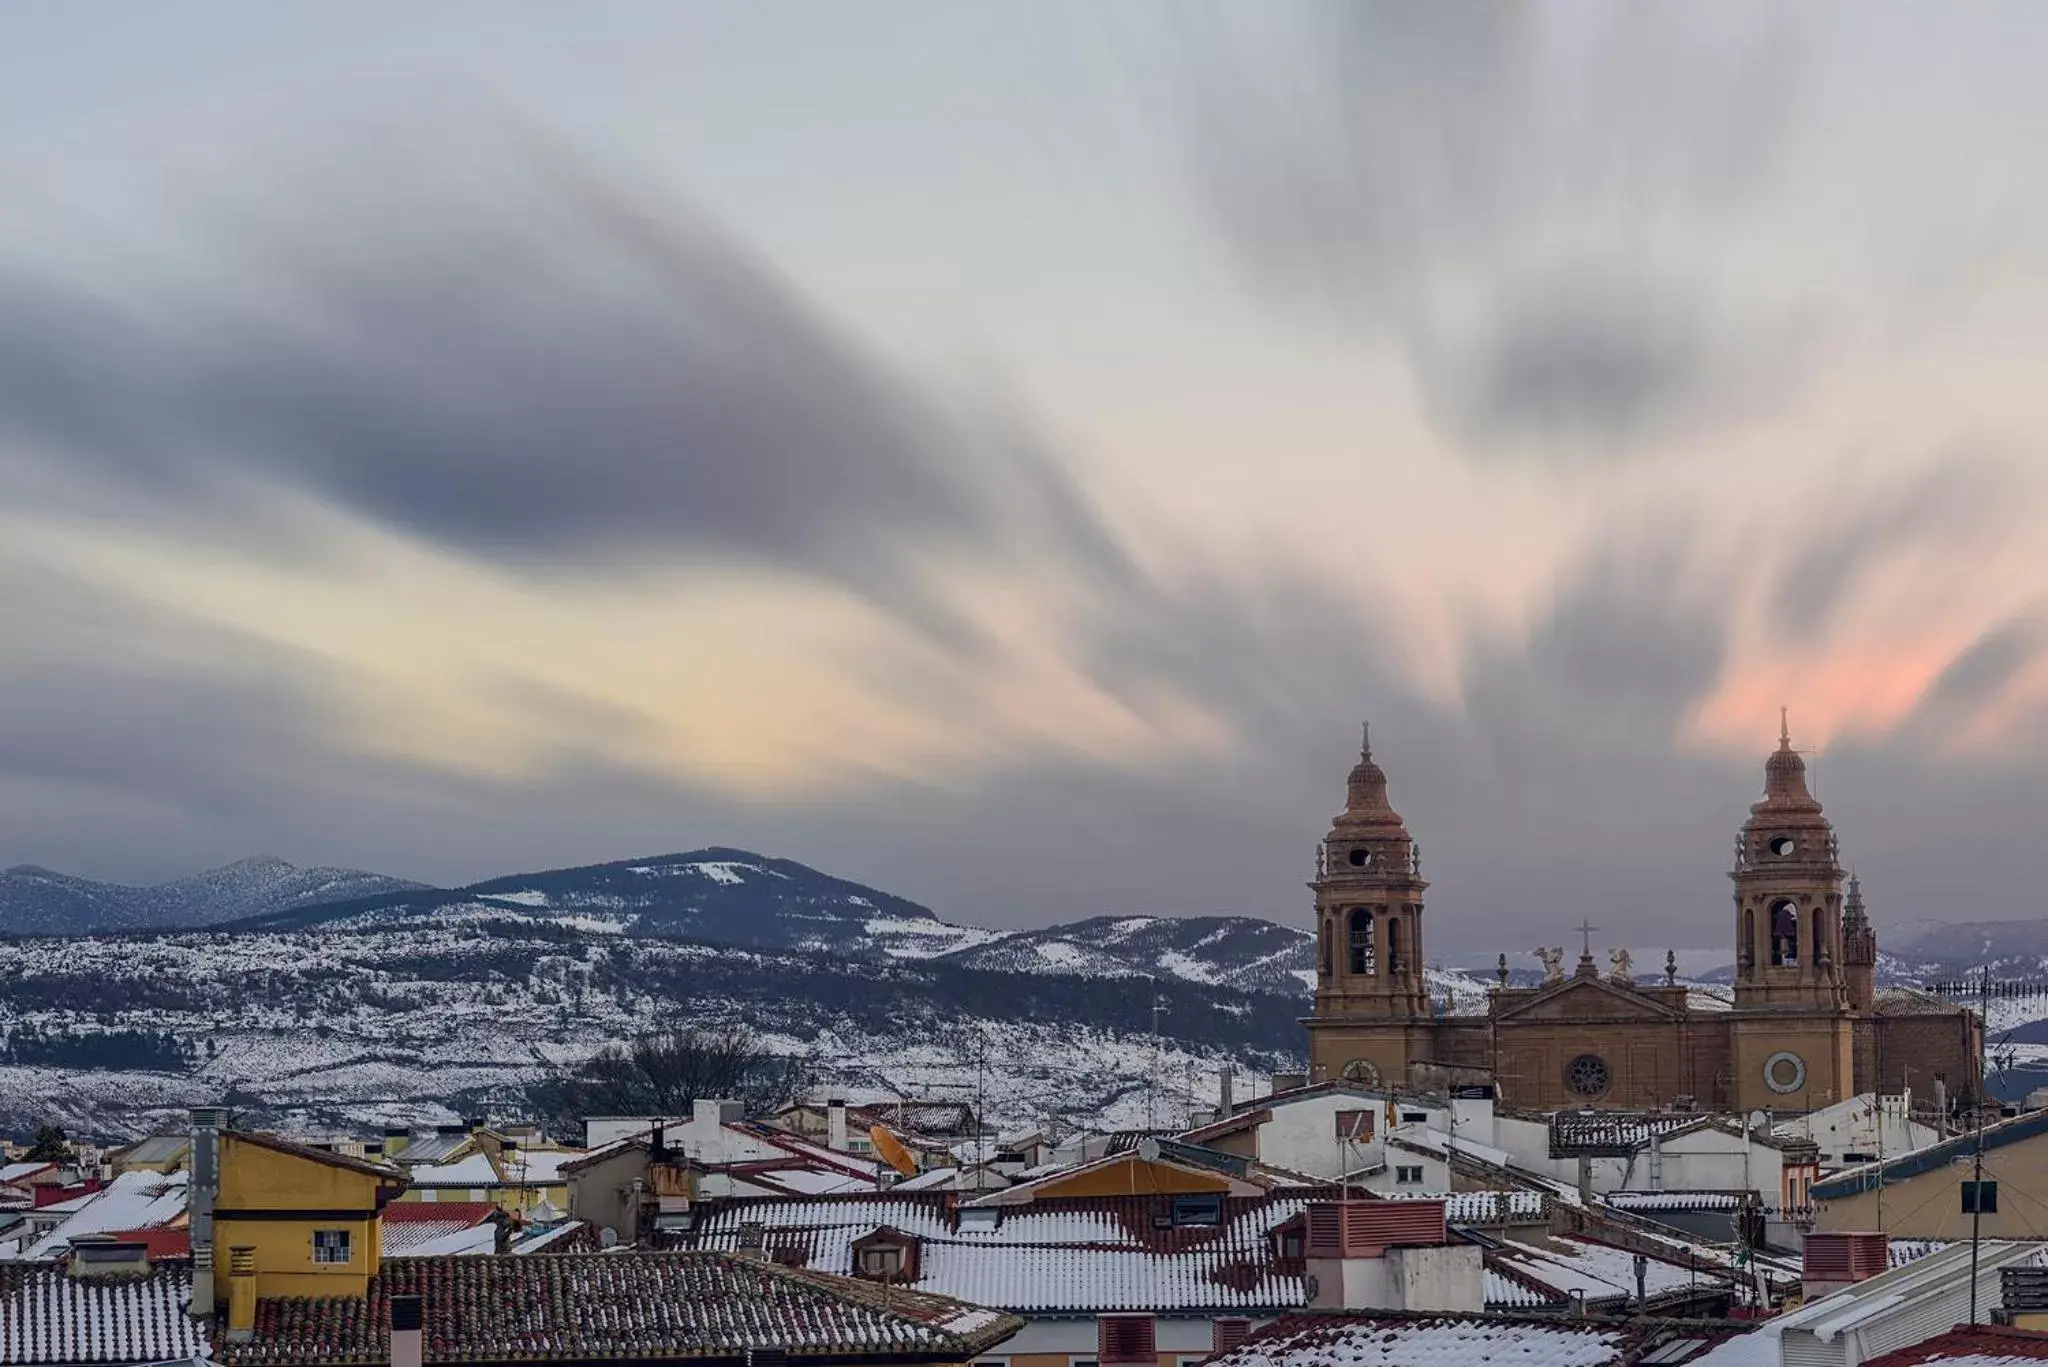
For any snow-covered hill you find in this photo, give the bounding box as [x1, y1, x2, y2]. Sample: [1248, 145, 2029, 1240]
[0, 857, 426, 936]
[0, 915, 1313, 1140]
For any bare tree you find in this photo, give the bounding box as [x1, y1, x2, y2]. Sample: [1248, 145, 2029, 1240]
[525, 1025, 811, 1140]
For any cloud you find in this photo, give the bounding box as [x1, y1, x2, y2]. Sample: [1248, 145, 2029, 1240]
[0, 136, 1121, 644]
[1772, 451, 2028, 638]
[1188, 1, 1831, 456]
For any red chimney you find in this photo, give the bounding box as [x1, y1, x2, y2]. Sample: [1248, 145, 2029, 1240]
[1213, 1318, 1253, 1355]
[1099, 1314, 1157, 1367]
[1803, 1232, 1889, 1299]
[1305, 1199, 1447, 1259]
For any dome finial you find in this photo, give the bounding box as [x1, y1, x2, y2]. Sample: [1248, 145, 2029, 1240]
[1361, 720, 1372, 761]
[1779, 705, 1790, 749]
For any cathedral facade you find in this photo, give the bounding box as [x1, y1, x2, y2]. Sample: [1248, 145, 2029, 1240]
[1302, 722, 1983, 1114]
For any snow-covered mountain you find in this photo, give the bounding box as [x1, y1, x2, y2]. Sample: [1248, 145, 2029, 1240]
[0, 857, 427, 936]
[221, 847, 1322, 996]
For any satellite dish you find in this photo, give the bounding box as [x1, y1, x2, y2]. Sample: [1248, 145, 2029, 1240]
[1137, 1137, 1163, 1163]
[1748, 1109, 1768, 1133]
[598, 1227, 619, 1249]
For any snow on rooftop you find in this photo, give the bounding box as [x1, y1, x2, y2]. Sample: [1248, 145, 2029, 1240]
[20, 1171, 188, 1259]
[1212, 1316, 1629, 1367]
[1494, 1236, 1707, 1306]
[408, 1153, 499, 1187]
[0, 1263, 205, 1364]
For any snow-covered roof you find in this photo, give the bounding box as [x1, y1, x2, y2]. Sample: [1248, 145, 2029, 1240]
[379, 1202, 498, 1257]
[0, 1262, 205, 1365]
[1603, 1191, 1746, 1212]
[1206, 1315, 1633, 1367]
[20, 1172, 188, 1260]
[405, 1153, 498, 1187]
[1491, 1235, 1718, 1307]
[211, 1252, 1018, 1365]
[695, 1194, 1312, 1312]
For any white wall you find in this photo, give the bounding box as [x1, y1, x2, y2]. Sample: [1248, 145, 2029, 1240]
[1779, 1093, 1936, 1169]
[1252, 1092, 1450, 1179]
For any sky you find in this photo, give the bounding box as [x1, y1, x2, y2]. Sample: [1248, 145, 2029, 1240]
[4, 1, 2048, 954]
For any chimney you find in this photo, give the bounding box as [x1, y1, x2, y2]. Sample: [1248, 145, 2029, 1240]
[828, 1098, 849, 1153]
[1802, 1231, 1889, 1300]
[1303, 1199, 1482, 1313]
[187, 1106, 228, 1316]
[1219, 1070, 1235, 1114]
[390, 1294, 423, 1367]
[1213, 1319, 1253, 1355]
[226, 1246, 258, 1341]
[1272, 1072, 1307, 1094]
[651, 1122, 667, 1161]
[1098, 1314, 1157, 1367]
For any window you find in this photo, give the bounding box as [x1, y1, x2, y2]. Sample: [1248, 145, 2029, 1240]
[1963, 1181, 1999, 1214]
[1334, 1109, 1374, 1142]
[1401, 1110, 1428, 1123]
[1276, 1227, 1304, 1260]
[1770, 900, 1799, 966]
[858, 1245, 905, 1278]
[312, 1229, 351, 1265]
[1567, 1053, 1612, 1099]
[1395, 1165, 1424, 1184]
[1170, 1194, 1224, 1226]
[1348, 908, 1375, 975]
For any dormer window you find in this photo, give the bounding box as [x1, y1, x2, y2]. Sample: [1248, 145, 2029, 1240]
[1168, 1194, 1224, 1227]
[1271, 1217, 1306, 1265]
[851, 1228, 920, 1283]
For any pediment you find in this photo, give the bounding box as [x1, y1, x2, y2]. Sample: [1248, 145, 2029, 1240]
[1495, 974, 1686, 1024]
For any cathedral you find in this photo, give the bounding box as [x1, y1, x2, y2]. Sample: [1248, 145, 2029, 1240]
[1302, 721, 1983, 1114]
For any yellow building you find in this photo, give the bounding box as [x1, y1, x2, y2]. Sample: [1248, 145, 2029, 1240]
[1808, 1108, 2048, 1239]
[396, 1140, 578, 1218]
[213, 1130, 406, 1306]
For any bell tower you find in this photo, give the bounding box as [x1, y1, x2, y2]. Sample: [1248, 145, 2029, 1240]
[1728, 711, 1855, 1110]
[1304, 724, 1432, 1090]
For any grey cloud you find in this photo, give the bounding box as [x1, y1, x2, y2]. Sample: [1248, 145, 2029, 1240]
[1188, 1, 1816, 456]
[0, 138, 1118, 643]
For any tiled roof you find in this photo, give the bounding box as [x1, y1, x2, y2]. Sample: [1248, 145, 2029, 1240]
[229, 1132, 403, 1182]
[0, 1164, 57, 1186]
[379, 1203, 499, 1257]
[1864, 1323, 2048, 1364]
[1488, 1236, 1719, 1308]
[111, 1136, 188, 1167]
[404, 1154, 497, 1188]
[1206, 1313, 1634, 1367]
[388, 1134, 472, 1166]
[214, 1252, 1018, 1365]
[0, 1264, 205, 1366]
[1889, 1239, 1949, 1268]
[20, 1173, 188, 1260]
[694, 1194, 1309, 1312]
[1603, 1192, 1745, 1212]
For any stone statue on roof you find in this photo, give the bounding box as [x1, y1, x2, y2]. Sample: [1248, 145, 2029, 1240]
[1609, 947, 1633, 985]
[1534, 946, 1564, 986]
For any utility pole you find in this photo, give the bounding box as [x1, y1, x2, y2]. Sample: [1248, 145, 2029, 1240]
[1969, 965, 1990, 1325]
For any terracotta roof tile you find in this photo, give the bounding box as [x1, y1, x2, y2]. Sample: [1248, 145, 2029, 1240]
[215, 1251, 1018, 1365]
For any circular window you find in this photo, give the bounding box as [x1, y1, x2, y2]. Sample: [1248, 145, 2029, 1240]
[1341, 1058, 1382, 1087]
[1764, 1051, 1806, 1095]
[1348, 848, 1372, 868]
[1769, 836, 1796, 857]
[1566, 1053, 1612, 1098]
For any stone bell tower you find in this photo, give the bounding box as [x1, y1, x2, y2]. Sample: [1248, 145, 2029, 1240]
[1304, 724, 1433, 1091]
[1728, 711, 1855, 1111]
